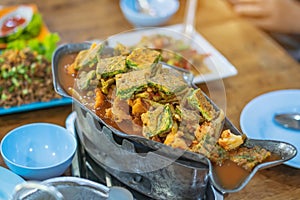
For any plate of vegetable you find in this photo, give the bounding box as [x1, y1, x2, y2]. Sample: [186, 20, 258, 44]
[0, 4, 72, 115]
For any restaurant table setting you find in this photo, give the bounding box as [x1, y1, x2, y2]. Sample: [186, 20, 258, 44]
[0, 0, 300, 200]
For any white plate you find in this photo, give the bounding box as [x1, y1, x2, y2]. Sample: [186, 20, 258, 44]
[106, 24, 237, 84]
[0, 5, 33, 37]
[0, 166, 25, 200]
[240, 89, 300, 168]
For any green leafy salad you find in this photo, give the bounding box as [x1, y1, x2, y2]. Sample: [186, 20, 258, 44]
[5, 32, 60, 61]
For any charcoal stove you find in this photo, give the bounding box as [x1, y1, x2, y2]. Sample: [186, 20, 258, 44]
[66, 112, 224, 200]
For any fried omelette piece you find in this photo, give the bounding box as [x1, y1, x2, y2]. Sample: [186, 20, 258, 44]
[109, 96, 131, 122]
[229, 146, 271, 171]
[164, 107, 201, 150]
[96, 55, 127, 79]
[76, 70, 96, 90]
[148, 67, 189, 96]
[115, 67, 151, 99]
[218, 129, 245, 151]
[113, 42, 130, 56]
[74, 43, 104, 70]
[191, 110, 225, 157]
[164, 130, 190, 150]
[186, 88, 217, 121]
[126, 47, 161, 69]
[141, 103, 173, 138]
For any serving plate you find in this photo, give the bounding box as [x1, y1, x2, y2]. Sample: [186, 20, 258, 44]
[240, 89, 300, 168]
[0, 166, 25, 200]
[0, 4, 71, 115]
[106, 24, 238, 84]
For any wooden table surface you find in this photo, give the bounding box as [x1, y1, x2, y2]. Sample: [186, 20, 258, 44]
[1, 0, 300, 199]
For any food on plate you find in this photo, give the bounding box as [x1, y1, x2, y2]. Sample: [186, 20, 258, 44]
[0, 4, 63, 109]
[218, 129, 244, 151]
[132, 34, 211, 75]
[0, 33, 61, 108]
[0, 4, 43, 44]
[0, 12, 42, 44]
[60, 43, 272, 173]
[1, 15, 27, 36]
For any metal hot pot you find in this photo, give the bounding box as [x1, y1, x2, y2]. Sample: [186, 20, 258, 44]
[51, 42, 297, 200]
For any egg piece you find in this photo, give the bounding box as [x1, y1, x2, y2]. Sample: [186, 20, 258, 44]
[218, 129, 244, 151]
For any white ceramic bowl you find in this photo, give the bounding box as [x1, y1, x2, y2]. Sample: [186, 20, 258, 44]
[120, 0, 179, 27]
[0, 123, 77, 180]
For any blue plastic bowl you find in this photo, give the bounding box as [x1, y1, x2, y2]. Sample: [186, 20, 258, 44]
[120, 0, 179, 27]
[0, 123, 77, 181]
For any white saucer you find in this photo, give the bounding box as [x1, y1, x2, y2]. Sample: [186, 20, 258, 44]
[0, 166, 25, 200]
[240, 89, 300, 168]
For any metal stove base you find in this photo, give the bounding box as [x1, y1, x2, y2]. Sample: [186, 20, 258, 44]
[66, 112, 223, 200]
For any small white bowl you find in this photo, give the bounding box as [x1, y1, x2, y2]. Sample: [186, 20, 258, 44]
[0, 123, 77, 181]
[120, 0, 179, 27]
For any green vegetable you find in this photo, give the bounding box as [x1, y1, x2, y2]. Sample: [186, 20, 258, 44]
[22, 89, 29, 95]
[1, 70, 8, 79]
[5, 33, 60, 61]
[3, 13, 60, 61]
[23, 13, 43, 38]
[6, 40, 26, 50]
[27, 39, 43, 54]
[8, 86, 14, 92]
[43, 33, 60, 61]
[16, 64, 27, 74]
[11, 77, 20, 87]
[1, 93, 8, 101]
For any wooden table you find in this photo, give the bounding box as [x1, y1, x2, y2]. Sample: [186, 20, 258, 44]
[1, 0, 300, 199]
